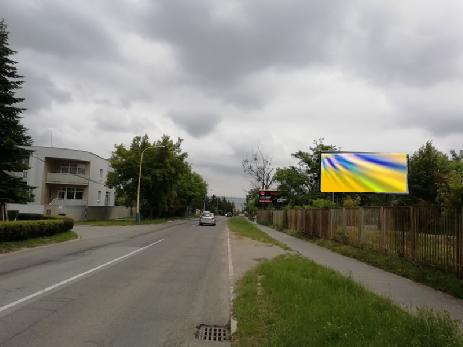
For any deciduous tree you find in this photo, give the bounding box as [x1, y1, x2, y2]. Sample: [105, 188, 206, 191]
[107, 134, 207, 218]
[242, 148, 274, 190]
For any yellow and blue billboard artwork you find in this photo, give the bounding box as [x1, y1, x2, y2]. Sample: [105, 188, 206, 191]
[320, 152, 408, 193]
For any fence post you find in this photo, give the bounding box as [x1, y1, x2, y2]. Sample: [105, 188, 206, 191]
[303, 208, 307, 235]
[410, 206, 416, 261]
[310, 208, 320, 237]
[329, 209, 333, 239]
[380, 206, 385, 252]
[358, 207, 364, 246]
[457, 210, 463, 278]
[342, 207, 346, 234]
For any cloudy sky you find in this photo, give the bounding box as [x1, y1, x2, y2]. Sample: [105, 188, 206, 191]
[3, 0, 463, 197]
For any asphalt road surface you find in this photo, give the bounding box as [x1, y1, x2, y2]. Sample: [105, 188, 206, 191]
[0, 218, 230, 347]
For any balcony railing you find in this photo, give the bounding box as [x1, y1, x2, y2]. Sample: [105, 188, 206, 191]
[46, 172, 89, 185]
[49, 198, 87, 206]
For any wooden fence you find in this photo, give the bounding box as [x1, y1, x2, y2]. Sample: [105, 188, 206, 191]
[256, 207, 463, 277]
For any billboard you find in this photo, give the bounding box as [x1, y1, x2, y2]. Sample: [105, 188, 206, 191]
[320, 152, 408, 193]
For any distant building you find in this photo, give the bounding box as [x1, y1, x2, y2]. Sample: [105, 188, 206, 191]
[9, 146, 115, 214]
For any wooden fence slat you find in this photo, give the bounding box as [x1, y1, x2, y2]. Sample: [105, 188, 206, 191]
[410, 206, 416, 261]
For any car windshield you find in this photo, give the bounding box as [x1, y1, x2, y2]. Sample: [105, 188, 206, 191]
[202, 213, 212, 217]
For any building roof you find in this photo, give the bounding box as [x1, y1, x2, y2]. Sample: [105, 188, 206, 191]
[26, 146, 109, 161]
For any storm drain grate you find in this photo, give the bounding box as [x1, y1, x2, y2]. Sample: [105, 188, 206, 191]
[196, 324, 229, 342]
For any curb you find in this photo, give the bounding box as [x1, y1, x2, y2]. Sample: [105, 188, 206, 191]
[226, 226, 238, 335]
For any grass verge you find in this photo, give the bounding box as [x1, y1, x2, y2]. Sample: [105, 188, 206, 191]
[310, 237, 463, 299]
[228, 217, 290, 250]
[279, 226, 463, 299]
[76, 218, 167, 226]
[233, 254, 463, 347]
[0, 231, 78, 254]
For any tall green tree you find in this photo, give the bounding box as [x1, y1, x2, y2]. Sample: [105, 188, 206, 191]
[273, 166, 311, 206]
[408, 141, 450, 205]
[274, 138, 339, 205]
[107, 134, 207, 218]
[437, 150, 463, 213]
[0, 19, 33, 220]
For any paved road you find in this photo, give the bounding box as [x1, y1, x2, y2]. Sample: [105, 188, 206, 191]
[0, 218, 230, 346]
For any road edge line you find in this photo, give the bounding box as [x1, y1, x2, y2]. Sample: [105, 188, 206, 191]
[227, 225, 237, 335]
[0, 238, 164, 314]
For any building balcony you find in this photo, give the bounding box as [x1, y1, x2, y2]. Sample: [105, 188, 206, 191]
[49, 198, 88, 206]
[46, 172, 89, 185]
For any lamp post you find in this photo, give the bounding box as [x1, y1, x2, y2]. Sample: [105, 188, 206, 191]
[136, 145, 165, 223]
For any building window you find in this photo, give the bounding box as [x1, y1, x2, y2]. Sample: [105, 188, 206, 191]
[59, 162, 86, 175]
[105, 191, 110, 205]
[97, 191, 102, 202]
[66, 189, 74, 199]
[99, 169, 104, 178]
[57, 187, 84, 200]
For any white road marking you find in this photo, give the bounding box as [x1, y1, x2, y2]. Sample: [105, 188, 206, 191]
[0, 238, 164, 314]
[227, 226, 237, 334]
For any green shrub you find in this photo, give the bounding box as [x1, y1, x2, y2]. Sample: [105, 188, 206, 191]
[6, 212, 56, 221]
[343, 195, 361, 208]
[0, 218, 74, 242]
[16, 213, 45, 220]
[311, 198, 336, 208]
[7, 210, 19, 220]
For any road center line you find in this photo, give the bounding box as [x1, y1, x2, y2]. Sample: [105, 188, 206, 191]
[0, 238, 164, 314]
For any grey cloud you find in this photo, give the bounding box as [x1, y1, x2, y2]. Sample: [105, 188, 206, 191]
[93, 112, 155, 134]
[3, 1, 117, 60]
[138, 1, 463, 92]
[193, 160, 244, 176]
[392, 86, 463, 136]
[19, 70, 72, 111]
[344, 5, 463, 87]
[140, 0, 347, 86]
[169, 111, 222, 138]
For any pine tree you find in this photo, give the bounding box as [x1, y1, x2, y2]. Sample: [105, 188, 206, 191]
[0, 19, 33, 220]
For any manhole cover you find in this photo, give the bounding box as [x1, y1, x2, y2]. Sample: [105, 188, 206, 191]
[196, 324, 229, 342]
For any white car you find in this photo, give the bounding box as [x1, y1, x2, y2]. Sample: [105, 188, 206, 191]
[199, 212, 216, 226]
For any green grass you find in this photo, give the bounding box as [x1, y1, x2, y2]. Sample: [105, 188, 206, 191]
[279, 226, 463, 299]
[233, 254, 463, 347]
[0, 231, 78, 254]
[76, 217, 168, 226]
[228, 217, 290, 250]
[309, 237, 463, 300]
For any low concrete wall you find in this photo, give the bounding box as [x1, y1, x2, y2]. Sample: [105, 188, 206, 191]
[7, 203, 45, 214]
[45, 206, 133, 221]
[8, 203, 133, 221]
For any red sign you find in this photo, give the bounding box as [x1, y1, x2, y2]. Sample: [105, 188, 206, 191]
[258, 190, 278, 204]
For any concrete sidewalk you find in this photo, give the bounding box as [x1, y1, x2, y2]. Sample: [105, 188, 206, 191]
[255, 223, 463, 326]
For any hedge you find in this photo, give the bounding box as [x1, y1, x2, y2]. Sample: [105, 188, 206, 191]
[6, 212, 55, 220]
[0, 218, 74, 242]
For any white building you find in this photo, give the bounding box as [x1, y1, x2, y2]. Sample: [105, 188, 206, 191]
[9, 146, 115, 214]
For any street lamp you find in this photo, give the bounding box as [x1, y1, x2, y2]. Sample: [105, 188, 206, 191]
[136, 145, 165, 223]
